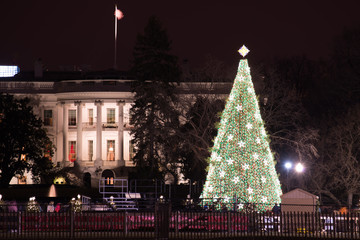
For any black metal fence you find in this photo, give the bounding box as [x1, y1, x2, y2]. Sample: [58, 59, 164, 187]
[0, 204, 360, 239]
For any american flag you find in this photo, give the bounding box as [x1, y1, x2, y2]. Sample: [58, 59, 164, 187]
[115, 6, 124, 20]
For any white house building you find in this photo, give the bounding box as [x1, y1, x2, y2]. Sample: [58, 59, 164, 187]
[0, 69, 232, 187]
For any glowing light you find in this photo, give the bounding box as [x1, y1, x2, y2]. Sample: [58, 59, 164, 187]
[243, 163, 249, 170]
[233, 177, 240, 183]
[238, 141, 245, 148]
[0, 65, 19, 77]
[295, 163, 304, 173]
[285, 162, 292, 170]
[238, 45, 250, 57]
[236, 105, 242, 112]
[261, 176, 266, 183]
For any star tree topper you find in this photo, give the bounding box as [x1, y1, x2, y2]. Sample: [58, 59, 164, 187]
[238, 45, 250, 58]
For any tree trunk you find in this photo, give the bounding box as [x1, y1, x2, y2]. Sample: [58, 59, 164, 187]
[348, 191, 353, 210]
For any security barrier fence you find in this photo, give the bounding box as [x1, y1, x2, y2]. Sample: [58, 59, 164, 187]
[0, 203, 359, 239]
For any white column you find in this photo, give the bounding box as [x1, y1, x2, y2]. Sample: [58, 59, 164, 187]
[55, 102, 62, 165]
[62, 102, 68, 163]
[117, 100, 125, 166]
[95, 100, 103, 167]
[75, 101, 82, 161]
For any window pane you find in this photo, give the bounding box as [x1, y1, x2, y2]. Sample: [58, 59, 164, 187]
[69, 110, 76, 126]
[107, 140, 115, 161]
[69, 141, 76, 162]
[88, 109, 93, 125]
[44, 110, 53, 126]
[107, 108, 115, 124]
[88, 140, 93, 161]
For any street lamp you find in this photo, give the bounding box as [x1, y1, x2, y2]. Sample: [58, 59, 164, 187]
[284, 161, 305, 192]
[295, 163, 304, 173]
[284, 162, 292, 192]
[284, 162, 292, 170]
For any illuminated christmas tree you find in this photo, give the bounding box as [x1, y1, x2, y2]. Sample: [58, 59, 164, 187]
[201, 46, 282, 211]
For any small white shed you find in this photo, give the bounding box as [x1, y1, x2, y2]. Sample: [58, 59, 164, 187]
[281, 188, 318, 213]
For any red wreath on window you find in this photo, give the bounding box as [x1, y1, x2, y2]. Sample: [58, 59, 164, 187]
[69, 144, 76, 162]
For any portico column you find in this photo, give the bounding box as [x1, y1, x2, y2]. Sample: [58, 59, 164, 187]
[117, 100, 125, 166]
[55, 102, 62, 165]
[95, 100, 103, 167]
[75, 101, 82, 162]
[62, 102, 68, 163]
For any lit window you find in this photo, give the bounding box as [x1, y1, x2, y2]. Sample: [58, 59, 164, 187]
[69, 141, 76, 162]
[44, 110, 53, 126]
[18, 176, 26, 184]
[68, 110, 76, 126]
[107, 108, 115, 124]
[106, 177, 114, 185]
[88, 140, 93, 161]
[107, 140, 115, 161]
[88, 109, 94, 125]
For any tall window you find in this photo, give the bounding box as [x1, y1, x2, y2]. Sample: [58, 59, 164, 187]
[88, 140, 93, 161]
[107, 108, 115, 124]
[107, 140, 115, 161]
[129, 142, 135, 160]
[88, 109, 93, 125]
[68, 110, 76, 126]
[44, 110, 53, 126]
[68, 141, 76, 162]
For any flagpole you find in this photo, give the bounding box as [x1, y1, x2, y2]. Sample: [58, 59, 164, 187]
[114, 4, 118, 69]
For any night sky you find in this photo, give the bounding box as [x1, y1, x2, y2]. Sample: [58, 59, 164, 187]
[1, 0, 360, 71]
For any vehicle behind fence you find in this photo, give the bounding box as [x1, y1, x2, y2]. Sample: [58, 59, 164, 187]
[0, 203, 359, 239]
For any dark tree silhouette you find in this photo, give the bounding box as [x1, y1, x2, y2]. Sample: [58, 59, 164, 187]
[130, 16, 181, 182]
[0, 94, 54, 187]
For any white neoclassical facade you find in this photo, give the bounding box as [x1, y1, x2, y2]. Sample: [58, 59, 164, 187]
[0, 71, 231, 187]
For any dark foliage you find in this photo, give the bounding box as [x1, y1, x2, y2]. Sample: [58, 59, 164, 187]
[130, 16, 181, 182]
[0, 94, 54, 187]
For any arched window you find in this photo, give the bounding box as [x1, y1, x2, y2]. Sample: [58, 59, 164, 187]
[102, 169, 114, 185]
